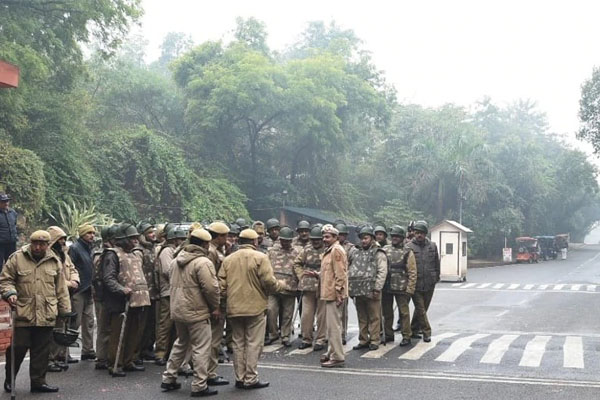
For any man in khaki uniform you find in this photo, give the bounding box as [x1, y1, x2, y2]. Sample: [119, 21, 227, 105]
[161, 228, 220, 397]
[294, 226, 326, 350]
[47, 226, 80, 372]
[349, 226, 388, 351]
[335, 223, 354, 344]
[135, 222, 158, 362]
[0, 230, 71, 393]
[318, 225, 348, 368]
[252, 221, 270, 253]
[218, 229, 283, 390]
[266, 227, 299, 347]
[382, 225, 417, 346]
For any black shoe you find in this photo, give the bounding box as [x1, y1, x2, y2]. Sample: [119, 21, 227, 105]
[124, 364, 145, 372]
[313, 344, 325, 351]
[369, 344, 379, 351]
[47, 363, 63, 373]
[155, 358, 167, 366]
[385, 336, 395, 343]
[142, 351, 157, 361]
[95, 362, 108, 370]
[31, 384, 59, 393]
[178, 367, 193, 377]
[298, 342, 312, 350]
[423, 336, 431, 343]
[352, 343, 369, 350]
[235, 381, 244, 389]
[264, 337, 276, 346]
[244, 381, 269, 390]
[57, 361, 69, 370]
[411, 334, 422, 339]
[67, 356, 79, 364]
[207, 376, 229, 386]
[191, 387, 218, 397]
[81, 353, 96, 361]
[111, 369, 126, 378]
[134, 359, 144, 366]
[4, 381, 11, 393]
[282, 340, 291, 347]
[161, 382, 182, 392]
[399, 338, 412, 347]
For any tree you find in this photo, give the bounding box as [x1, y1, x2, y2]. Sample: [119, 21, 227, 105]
[578, 67, 600, 153]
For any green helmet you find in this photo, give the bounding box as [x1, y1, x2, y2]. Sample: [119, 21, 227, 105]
[389, 225, 406, 237]
[108, 224, 119, 241]
[136, 221, 154, 234]
[266, 218, 280, 231]
[100, 226, 110, 242]
[174, 226, 188, 239]
[279, 226, 294, 240]
[413, 221, 428, 234]
[229, 223, 240, 235]
[374, 225, 387, 236]
[358, 226, 374, 238]
[235, 218, 249, 230]
[296, 220, 310, 231]
[309, 226, 323, 239]
[114, 223, 139, 240]
[166, 227, 178, 240]
[335, 223, 349, 235]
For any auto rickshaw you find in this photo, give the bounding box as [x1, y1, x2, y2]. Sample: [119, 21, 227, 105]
[535, 236, 558, 260]
[515, 237, 540, 263]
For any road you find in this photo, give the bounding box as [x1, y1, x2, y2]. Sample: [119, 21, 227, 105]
[5, 245, 600, 399]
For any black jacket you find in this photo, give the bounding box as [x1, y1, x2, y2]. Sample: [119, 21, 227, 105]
[101, 250, 127, 313]
[69, 238, 94, 292]
[0, 209, 17, 243]
[406, 237, 440, 292]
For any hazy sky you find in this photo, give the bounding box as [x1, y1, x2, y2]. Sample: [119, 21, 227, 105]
[139, 0, 600, 146]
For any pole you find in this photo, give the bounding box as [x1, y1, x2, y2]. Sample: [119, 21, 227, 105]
[112, 300, 130, 376]
[10, 308, 15, 400]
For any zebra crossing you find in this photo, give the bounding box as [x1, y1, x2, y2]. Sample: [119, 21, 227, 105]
[262, 331, 597, 370]
[443, 282, 599, 292]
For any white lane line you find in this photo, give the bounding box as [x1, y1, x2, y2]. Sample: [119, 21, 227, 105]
[508, 284, 520, 290]
[553, 284, 565, 290]
[362, 343, 398, 359]
[477, 283, 492, 289]
[399, 332, 459, 360]
[263, 343, 284, 353]
[495, 310, 509, 317]
[523, 284, 534, 290]
[343, 335, 360, 354]
[436, 334, 490, 362]
[452, 283, 464, 287]
[538, 284, 549, 290]
[480, 335, 519, 364]
[519, 336, 551, 367]
[462, 283, 477, 288]
[587, 285, 597, 292]
[563, 336, 584, 369]
[570, 284, 582, 291]
[493, 283, 505, 289]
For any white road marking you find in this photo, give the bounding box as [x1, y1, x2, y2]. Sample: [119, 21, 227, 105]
[587, 285, 597, 292]
[553, 284, 565, 290]
[399, 332, 459, 361]
[480, 334, 519, 364]
[493, 283, 505, 289]
[570, 284, 582, 291]
[263, 343, 284, 353]
[563, 336, 584, 369]
[538, 284, 549, 290]
[436, 334, 490, 362]
[507, 284, 520, 289]
[452, 283, 464, 287]
[495, 310, 509, 317]
[288, 346, 315, 356]
[477, 283, 491, 289]
[343, 334, 360, 354]
[519, 336, 551, 367]
[462, 283, 478, 288]
[523, 284, 534, 290]
[361, 343, 398, 359]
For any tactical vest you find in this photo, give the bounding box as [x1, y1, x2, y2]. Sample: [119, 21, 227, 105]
[298, 245, 324, 292]
[348, 245, 382, 297]
[407, 239, 439, 292]
[113, 247, 151, 308]
[269, 246, 299, 293]
[135, 244, 158, 300]
[383, 245, 410, 293]
[92, 250, 105, 300]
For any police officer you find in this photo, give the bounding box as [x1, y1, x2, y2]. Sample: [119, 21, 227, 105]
[0, 193, 17, 268]
[135, 221, 158, 362]
[266, 227, 299, 347]
[292, 220, 311, 249]
[252, 221, 270, 252]
[374, 225, 389, 248]
[0, 230, 71, 393]
[335, 223, 353, 344]
[349, 226, 388, 351]
[382, 226, 417, 346]
[407, 221, 440, 342]
[265, 218, 280, 246]
[294, 226, 326, 351]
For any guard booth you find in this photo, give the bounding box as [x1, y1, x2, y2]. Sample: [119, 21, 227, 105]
[430, 220, 472, 282]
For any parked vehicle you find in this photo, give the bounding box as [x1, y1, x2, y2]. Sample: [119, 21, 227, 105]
[515, 237, 540, 263]
[535, 236, 558, 260]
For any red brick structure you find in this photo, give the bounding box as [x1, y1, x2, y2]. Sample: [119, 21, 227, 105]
[0, 60, 19, 88]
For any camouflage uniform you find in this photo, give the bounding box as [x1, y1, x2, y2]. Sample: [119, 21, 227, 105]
[349, 243, 388, 346]
[266, 244, 299, 342]
[134, 236, 158, 360]
[382, 244, 417, 341]
[293, 243, 326, 346]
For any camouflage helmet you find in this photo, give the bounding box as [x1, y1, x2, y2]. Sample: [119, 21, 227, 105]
[413, 221, 428, 234]
[389, 225, 406, 237]
[335, 223, 349, 235]
[114, 223, 139, 240]
[296, 220, 311, 231]
[279, 226, 294, 240]
[266, 218, 280, 231]
[358, 226, 375, 238]
[309, 226, 323, 239]
[235, 218, 250, 230]
[136, 221, 154, 234]
[373, 225, 387, 236]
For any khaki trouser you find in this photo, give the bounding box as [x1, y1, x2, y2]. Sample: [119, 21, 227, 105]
[300, 291, 326, 345]
[108, 306, 146, 369]
[6, 327, 53, 387]
[324, 301, 345, 362]
[48, 317, 67, 361]
[354, 296, 381, 346]
[267, 294, 295, 341]
[163, 319, 211, 393]
[155, 296, 175, 360]
[208, 315, 225, 379]
[230, 314, 266, 386]
[95, 300, 111, 364]
[411, 289, 434, 337]
[383, 292, 412, 340]
[70, 287, 95, 356]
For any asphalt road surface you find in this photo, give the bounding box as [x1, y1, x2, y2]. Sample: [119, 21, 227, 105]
[5, 245, 600, 399]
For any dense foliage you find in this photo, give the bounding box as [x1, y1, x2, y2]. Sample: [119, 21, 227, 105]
[0, 4, 598, 257]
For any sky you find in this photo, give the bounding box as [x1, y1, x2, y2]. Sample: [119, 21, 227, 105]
[138, 0, 600, 150]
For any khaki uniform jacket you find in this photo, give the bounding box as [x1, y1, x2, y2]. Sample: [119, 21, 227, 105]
[169, 244, 220, 323]
[320, 242, 348, 301]
[157, 244, 176, 298]
[0, 245, 71, 327]
[218, 244, 281, 317]
[208, 243, 225, 273]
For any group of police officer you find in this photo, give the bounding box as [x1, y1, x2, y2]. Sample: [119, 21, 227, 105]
[0, 216, 439, 397]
